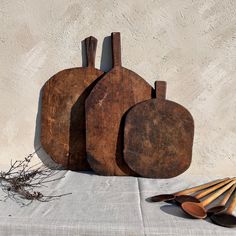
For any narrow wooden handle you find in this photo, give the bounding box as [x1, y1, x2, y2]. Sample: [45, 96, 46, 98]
[112, 32, 122, 67]
[195, 178, 233, 199]
[175, 178, 229, 196]
[220, 183, 236, 206]
[85, 36, 97, 67]
[227, 187, 236, 214]
[155, 81, 166, 100]
[202, 180, 236, 207]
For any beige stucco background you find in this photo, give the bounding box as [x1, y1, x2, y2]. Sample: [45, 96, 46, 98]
[0, 0, 235, 175]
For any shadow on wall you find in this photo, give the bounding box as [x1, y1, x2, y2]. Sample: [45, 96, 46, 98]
[34, 35, 113, 169]
[100, 36, 113, 72]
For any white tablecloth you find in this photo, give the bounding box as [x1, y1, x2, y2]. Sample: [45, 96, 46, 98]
[0, 171, 235, 236]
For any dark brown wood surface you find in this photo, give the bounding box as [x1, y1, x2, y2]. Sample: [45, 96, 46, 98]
[41, 36, 104, 170]
[86, 32, 154, 176]
[124, 81, 194, 178]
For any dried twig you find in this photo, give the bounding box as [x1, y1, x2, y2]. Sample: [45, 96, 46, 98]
[0, 150, 71, 206]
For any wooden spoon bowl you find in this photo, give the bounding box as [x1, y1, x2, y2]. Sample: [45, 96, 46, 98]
[211, 213, 236, 228]
[207, 206, 226, 215]
[181, 180, 236, 219]
[149, 194, 175, 202]
[175, 195, 200, 205]
[182, 201, 207, 219]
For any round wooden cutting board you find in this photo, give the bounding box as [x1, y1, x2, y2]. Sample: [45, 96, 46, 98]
[123, 81, 194, 178]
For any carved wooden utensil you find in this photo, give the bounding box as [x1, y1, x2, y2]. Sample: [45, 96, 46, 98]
[41, 36, 104, 170]
[207, 183, 236, 215]
[123, 81, 194, 178]
[86, 32, 153, 176]
[175, 178, 233, 205]
[211, 185, 236, 228]
[149, 178, 229, 202]
[181, 179, 236, 219]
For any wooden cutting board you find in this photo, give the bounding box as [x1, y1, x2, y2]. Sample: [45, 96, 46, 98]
[86, 32, 154, 176]
[41, 36, 104, 170]
[123, 81, 194, 178]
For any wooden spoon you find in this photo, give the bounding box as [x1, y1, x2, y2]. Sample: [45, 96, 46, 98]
[181, 179, 236, 219]
[175, 178, 233, 204]
[149, 178, 229, 202]
[207, 183, 236, 215]
[211, 187, 236, 228]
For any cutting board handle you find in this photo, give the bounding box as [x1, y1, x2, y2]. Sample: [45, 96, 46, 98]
[155, 81, 166, 100]
[85, 36, 97, 68]
[112, 32, 122, 67]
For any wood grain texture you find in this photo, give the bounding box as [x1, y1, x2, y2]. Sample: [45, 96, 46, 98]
[41, 36, 104, 170]
[124, 81, 194, 178]
[86, 32, 154, 176]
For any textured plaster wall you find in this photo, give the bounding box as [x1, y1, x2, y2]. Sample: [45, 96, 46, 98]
[0, 0, 235, 175]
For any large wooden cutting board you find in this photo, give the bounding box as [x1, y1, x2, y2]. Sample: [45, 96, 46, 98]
[86, 32, 154, 176]
[124, 81, 194, 178]
[41, 36, 104, 170]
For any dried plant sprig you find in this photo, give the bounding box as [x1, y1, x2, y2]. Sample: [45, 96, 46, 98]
[0, 150, 71, 206]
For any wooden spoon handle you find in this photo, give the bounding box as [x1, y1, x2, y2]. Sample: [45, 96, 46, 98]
[227, 187, 236, 214]
[112, 32, 122, 67]
[155, 81, 166, 100]
[202, 180, 236, 207]
[195, 178, 233, 199]
[175, 178, 229, 196]
[85, 36, 97, 68]
[220, 183, 236, 206]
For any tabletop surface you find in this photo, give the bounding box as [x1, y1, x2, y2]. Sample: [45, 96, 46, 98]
[0, 170, 235, 236]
